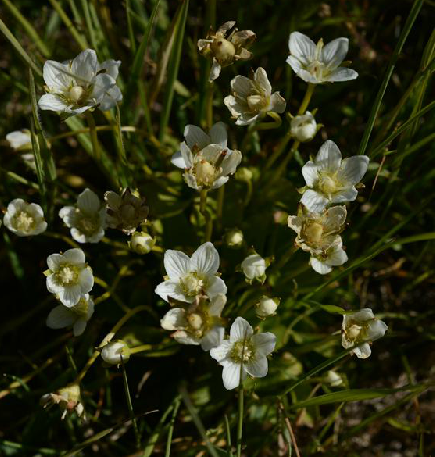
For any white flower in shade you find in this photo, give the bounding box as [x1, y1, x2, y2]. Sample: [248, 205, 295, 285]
[288, 205, 347, 257]
[101, 340, 131, 366]
[286, 32, 358, 84]
[325, 370, 344, 387]
[46, 294, 94, 337]
[198, 21, 256, 82]
[342, 308, 388, 358]
[161, 294, 226, 351]
[129, 231, 155, 254]
[210, 317, 276, 390]
[225, 229, 244, 248]
[309, 237, 348, 275]
[300, 140, 369, 213]
[171, 123, 242, 191]
[40, 384, 84, 419]
[241, 254, 268, 283]
[59, 188, 106, 244]
[3, 199, 47, 237]
[155, 242, 227, 303]
[290, 112, 318, 142]
[38, 49, 122, 116]
[256, 296, 280, 319]
[45, 248, 94, 308]
[224, 68, 286, 126]
[6, 130, 31, 150]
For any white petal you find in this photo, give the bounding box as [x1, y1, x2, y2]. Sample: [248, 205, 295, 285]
[321, 38, 348, 69]
[353, 343, 371, 359]
[235, 112, 261, 126]
[222, 361, 244, 390]
[206, 276, 227, 298]
[63, 248, 86, 265]
[161, 308, 186, 330]
[201, 144, 224, 163]
[301, 162, 319, 187]
[245, 355, 268, 378]
[98, 84, 122, 111]
[171, 151, 187, 169]
[310, 257, 332, 275]
[201, 326, 224, 351]
[316, 140, 342, 172]
[99, 59, 121, 80]
[327, 67, 358, 82]
[180, 142, 193, 169]
[211, 176, 229, 190]
[251, 333, 276, 356]
[330, 187, 358, 205]
[268, 92, 286, 114]
[77, 188, 100, 214]
[184, 125, 210, 150]
[73, 320, 88, 336]
[164, 249, 190, 280]
[210, 340, 232, 362]
[47, 253, 64, 271]
[231, 75, 253, 98]
[300, 189, 329, 213]
[191, 242, 220, 275]
[71, 49, 98, 83]
[366, 319, 388, 341]
[323, 206, 347, 233]
[209, 61, 221, 81]
[254, 67, 271, 95]
[209, 294, 227, 316]
[220, 150, 242, 176]
[173, 331, 200, 345]
[326, 244, 348, 267]
[155, 280, 187, 302]
[43, 60, 72, 91]
[288, 215, 303, 234]
[59, 284, 82, 308]
[286, 56, 319, 84]
[209, 122, 227, 147]
[337, 156, 369, 186]
[38, 94, 69, 112]
[46, 305, 75, 329]
[288, 32, 316, 64]
[230, 317, 253, 342]
[79, 267, 94, 294]
[351, 308, 375, 323]
[6, 131, 31, 149]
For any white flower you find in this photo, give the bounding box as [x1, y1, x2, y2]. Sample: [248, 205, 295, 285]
[256, 296, 280, 319]
[129, 232, 155, 254]
[210, 317, 276, 390]
[342, 308, 388, 358]
[161, 294, 226, 351]
[6, 130, 31, 150]
[309, 237, 348, 275]
[45, 248, 94, 308]
[171, 123, 242, 191]
[225, 229, 244, 248]
[224, 68, 286, 126]
[3, 199, 47, 237]
[286, 32, 358, 84]
[40, 384, 84, 419]
[46, 294, 94, 336]
[38, 49, 122, 115]
[290, 111, 318, 142]
[198, 21, 255, 82]
[59, 188, 106, 243]
[241, 254, 267, 282]
[300, 140, 369, 213]
[155, 242, 227, 303]
[101, 341, 131, 365]
[325, 370, 343, 387]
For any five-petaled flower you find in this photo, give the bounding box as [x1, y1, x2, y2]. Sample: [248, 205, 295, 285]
[161, 294, 226, 351]
[40, 384, 84, 419]
[224, 67, 286, 126]
[342, 308, 388, 358]
[59, 188, 106, 244]
[171, 122, 242, 191]
[38, 49, 122, 116]
[300, 140, 369, 213]
[45, 248, 94, 308]
[210, 317, 276, 390]
[286, 32, 358, 84]
[3, 198, 47, 237]
[155, 242, 227, 303]
[198, 21, 255, 82]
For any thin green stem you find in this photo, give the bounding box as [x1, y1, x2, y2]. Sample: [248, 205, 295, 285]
[121, 359, 141, 449]
[165, 395, 181, 457]
[206, 82, 214, 130]
[276, 140, 300, 177]
[85, 111, 101, 161]
[129, 344, 153, 355]
[236, 387, 244, 457]
[225, 414, 233, 457]
[216, 186, 225, 232]
[199, 189, 207, 215]
[298, 83, 315, 114]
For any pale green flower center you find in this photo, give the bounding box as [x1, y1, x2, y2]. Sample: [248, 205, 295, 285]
[13, 211, 35, 233]
[71, 296, 89, 320]
[247, 94, 267, 111]
[304, 221, 324, 244]
[211, 37, 236, 63]
[193, 160, 217, 187]
[181, 273, 206, 297]
[55, 264, 80, 286]
[306, 38, 329, 81]
[75, 212, 100, 236]
[317, 173, 342, 196]
[230, 340, 255, 363]
[69, 85, 85, 102]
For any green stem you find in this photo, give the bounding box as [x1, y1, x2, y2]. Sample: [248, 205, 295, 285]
[85, 111, 101, 161]
[236, 387, 244, 457]
[298, 83, 315, 114]
[206, 82, 214, 129]
[225, 414, 233, 457]
[216, 186, 225, 232]
[200, 189, 207, 215]
[165, 396, 181, 457]
[129, 344, 153, 355]
[121, 359, 141, 449]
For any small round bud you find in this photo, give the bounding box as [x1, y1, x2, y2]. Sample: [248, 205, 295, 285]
[256, 296, 279, 319]
[241, 254, 267, 282]
[235, 167, 253, 182]
[129, 232, 155, 254]
[225, 229, 244, 248]
[101, 340, 131, 366]
[290, 112, 317, 142]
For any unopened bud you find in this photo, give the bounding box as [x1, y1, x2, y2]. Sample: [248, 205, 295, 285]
[256, 296, 280, 319]
[290, 112, 317, 142]
[129, 232, 155, 254]
[101, 340, 131, 366]
[225, 229, 244, 247]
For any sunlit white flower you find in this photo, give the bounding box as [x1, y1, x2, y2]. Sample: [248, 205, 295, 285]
[101, 340, 131, 366]
[105, 188, 149, 234]
[129, 231, 155, 254]
[3, 199, 47, 237]
[59, 188, 106, 243]
[39, 49, 122, 116]
[156, 242, 227, 303]
[40, 384, 84, 419]
[241, 254, 268, 283]
[6, 130, 31, 150]
[309, 237, 348, 274]
[224, 68, 286, 126]
[45, 248, 94, 308]
[161, 294, 226, 350]
[256, 296, 280, 319]
[286, 32, 358, 84]
[198, 21, 255, 81]
[210, 317, 276, 390]
[342, 308, 388, 358]
[300, 140, 369, 213]
[290, 111, 318, 142]
[46, 294, 94, 337]
[171, 123, 242, 191]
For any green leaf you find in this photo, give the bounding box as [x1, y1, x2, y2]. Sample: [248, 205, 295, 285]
[320, 305, 346, 315]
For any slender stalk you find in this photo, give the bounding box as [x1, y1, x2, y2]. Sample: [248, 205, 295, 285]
[200, 189, 207, 215]
[275, 140, 300, 178]
[298, 83, 315, 114]
[225, 414, 233, 457]
[216, 186, 225, 231]
[236, 387, 244, 457]
[85, 111, 101, 161]
[129, 344, 153, 355]
[121, 359, 141, 449]
[206, 82, 214, 129]
[165, 395, 181, 457]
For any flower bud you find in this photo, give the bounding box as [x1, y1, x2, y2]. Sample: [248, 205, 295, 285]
[241, 254, 267, 282]
[129, 232, 155, 254]
[101, 340, 131, 366]
[225, 229, 244, 248]
[235, 167, 253, 182]
[290, 112, 317, 142]
[256, 296, 280, 319]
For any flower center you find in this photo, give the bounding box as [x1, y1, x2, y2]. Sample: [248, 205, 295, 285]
[68, 85, 85, 103]
[193, 160, 217, 187]
[304, 221, 324, 244]
[318, 174, 340, 195]
[71, 296, 89, 320]
[181, 273, 205, 297]
[55, 264, 80, 286]
[13, 211, 35, 233]
[230, 340, 255, 363]
[76, 213, 100, 236]
[346, 324, 363, 342]
[211, 38, 236, 63]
